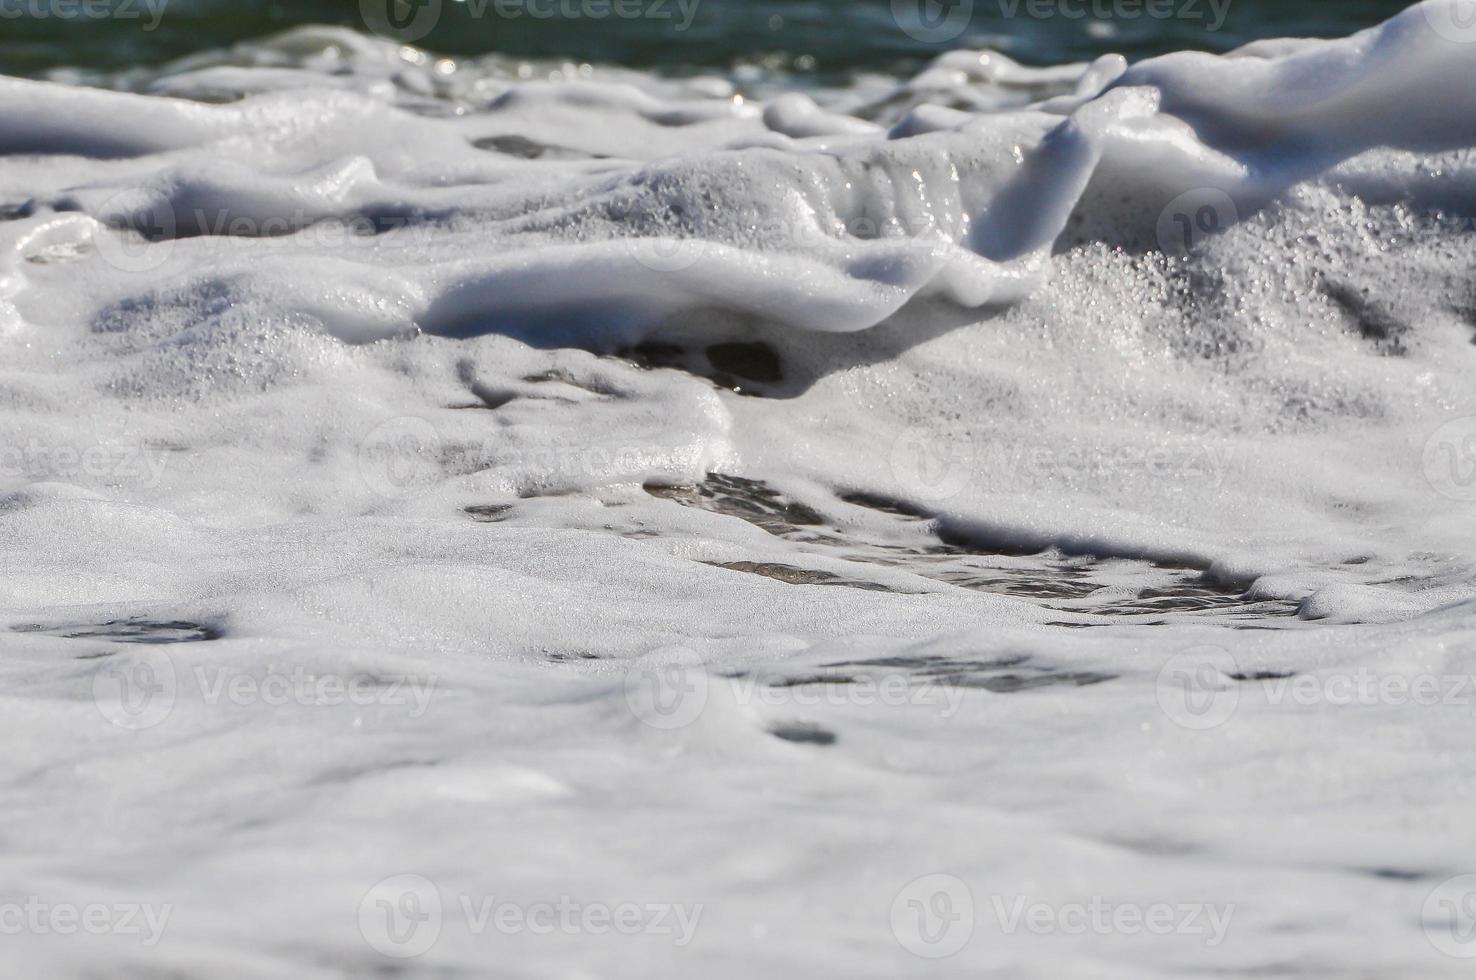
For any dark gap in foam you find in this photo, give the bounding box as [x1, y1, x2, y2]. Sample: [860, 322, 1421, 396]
[465, 504, 514, 523]
[767, 723, 838, 746]
[1321, 278, 1410, 356]
[704, 560, 910, 594]
[608, 342, 787, 397]
[14, 617, 223, 644]
[1229, 669, 1297, 681]
[799, 654, 1116, 692]
[642, 473, 1301, 622]
[472, 134, 609, 161]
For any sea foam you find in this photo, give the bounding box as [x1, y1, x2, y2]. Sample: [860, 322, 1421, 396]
[3, 4, 1476, 977]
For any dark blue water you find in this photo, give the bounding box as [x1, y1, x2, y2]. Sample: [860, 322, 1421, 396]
[0, 0, 1414, 77]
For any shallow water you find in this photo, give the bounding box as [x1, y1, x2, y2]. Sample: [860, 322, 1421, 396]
[0, 0, 1415, 76]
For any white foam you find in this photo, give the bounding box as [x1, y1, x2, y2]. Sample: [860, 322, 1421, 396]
[3, 3, 1476, 976]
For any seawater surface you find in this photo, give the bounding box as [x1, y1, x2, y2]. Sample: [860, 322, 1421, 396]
[0, 0, 1416, 75]
[2, 1, 1476, 977]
